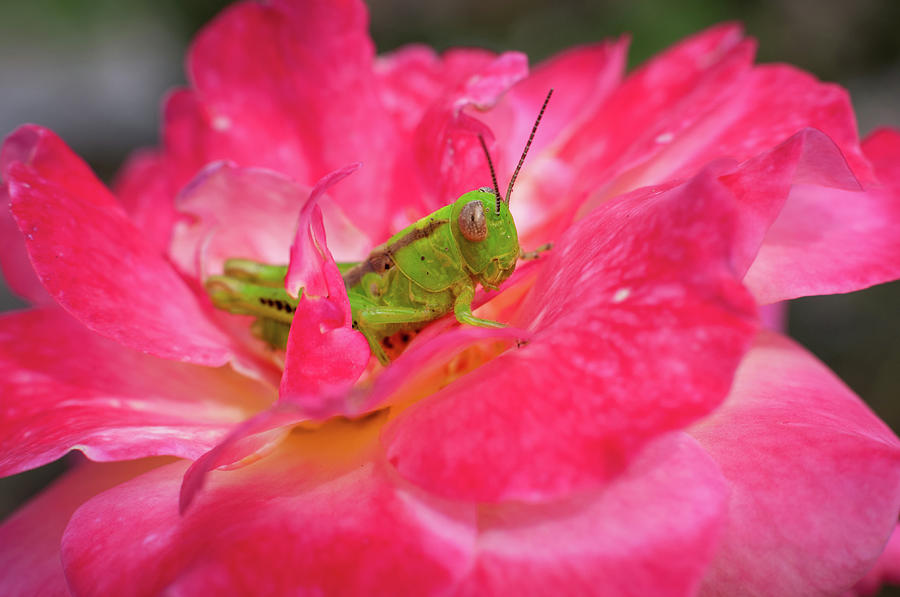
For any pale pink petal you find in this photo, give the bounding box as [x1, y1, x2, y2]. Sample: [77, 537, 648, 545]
[742, 183, 900, 303]
[384, 169, 757, 502]
[64, 435, 477, 596]
[0, 308, 273, 477]
[280, 165, 370, 415]
[4, 135, 234, 364]
[455, 433, 727, 597]
[718, 128, 861, 279]
[113, 149, 178, 256]
[0, 457, 171, 597]
[690, 332, 900, 596]
[185, 0, 399, 241]
[846, 524, 900, 597]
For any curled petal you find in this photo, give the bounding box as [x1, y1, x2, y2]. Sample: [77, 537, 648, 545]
[281, 164, 370, 415]
[846, 525, 900, 597]
[385, 168, 757, 502]
[690, 332, 900, 596]
[0, 308, 272, 477]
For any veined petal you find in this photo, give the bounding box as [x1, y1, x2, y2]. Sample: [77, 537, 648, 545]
[384, 168, 757, 502]
[690, 332, 900, 596]
[0, 308, 272, 477]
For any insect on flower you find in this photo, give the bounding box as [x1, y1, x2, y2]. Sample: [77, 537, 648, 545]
[206, 90, 554, 365]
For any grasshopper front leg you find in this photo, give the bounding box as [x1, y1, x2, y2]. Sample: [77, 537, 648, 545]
[453, 284, 506, 329]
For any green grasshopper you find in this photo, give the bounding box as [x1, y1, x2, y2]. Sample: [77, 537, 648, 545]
[205, 90, 552, 366]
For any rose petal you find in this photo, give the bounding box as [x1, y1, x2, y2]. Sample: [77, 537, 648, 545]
[742, 183, 900, 303]
[412, 52, 529, 216]
[4, 129, 234, 365]
[456, 433, 727, 597]
[114, 149, 178, 256]
[0, 457, 171, 597]
[690, 332, 900, 596]
[845, 524, 900, 597]
[185, 0, 399, 241]
[280, 164, 370, 415]
[0, 186, 50, 304]
[384, 168, 757, 502]
[0, 307, 273, 477]
[863, 127, 900, 196]
[64, 427, 476, 596]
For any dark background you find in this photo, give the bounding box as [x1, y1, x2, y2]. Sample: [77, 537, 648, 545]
[1, 1, 898, 591]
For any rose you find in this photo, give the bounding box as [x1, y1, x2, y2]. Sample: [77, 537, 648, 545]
[1, 1, 899, 595]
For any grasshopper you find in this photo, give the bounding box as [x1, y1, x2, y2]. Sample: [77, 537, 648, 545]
[206, 90, 552, 366]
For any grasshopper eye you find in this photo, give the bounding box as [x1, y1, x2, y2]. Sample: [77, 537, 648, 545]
[459, 200, 487, 242]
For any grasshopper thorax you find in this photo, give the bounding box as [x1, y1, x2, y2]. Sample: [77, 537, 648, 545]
[450, 188, 519, 289]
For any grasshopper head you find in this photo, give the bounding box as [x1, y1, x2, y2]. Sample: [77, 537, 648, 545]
[450, 188, 519, 290]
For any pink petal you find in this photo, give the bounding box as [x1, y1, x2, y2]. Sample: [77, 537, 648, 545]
[0, 457, 171, 597]
[864, 127, 900, 196]
[185, 0, 399, 241]
[113, 149, 178, 257]
[455, 433, 727, 597]
[63, 435, 477, 596]
[412, 52, 529, 215]
[280, 165, 370, 415]
[846, 524, 900, 597]
[560, 24, 753, 208]
[742, 182, 900, 303]
[0, 307, 273, 477]
[0, 186, 50, 304]
[384, 168, 757, 502]
[690, 332, 900, 596]
[4, 130, 234, 365]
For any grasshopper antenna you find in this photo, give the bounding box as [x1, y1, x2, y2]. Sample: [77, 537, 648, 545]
[505, 88, 553, 207]
[477, 134, 502, 214]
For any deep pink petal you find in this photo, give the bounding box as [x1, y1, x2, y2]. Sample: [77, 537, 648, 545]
[559, 24, 753, 209]
[690, 332, 900, 596]
[64, 432, 477, 596]
[4, 141, 234, 364]
[0, 457, 171, 597]
[846, 524, 900, 597]
[113, 149, 178, 257]
[411, 52, 529, 215]
[481, 39, 628, 194]
[384, 169, 757, 502]
[0, 186, 50, 304]
[863, 126, 900, 196]
[280, 164, 370, 415]
[0, 308, 272, 476]
[185, 0, 399, 241]
[455, 433, 727, 597]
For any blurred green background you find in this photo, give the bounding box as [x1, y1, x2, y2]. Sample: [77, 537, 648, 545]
[1, 0, 898, 591]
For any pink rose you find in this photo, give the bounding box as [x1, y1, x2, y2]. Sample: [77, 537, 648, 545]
[2, 2, 899, 595]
